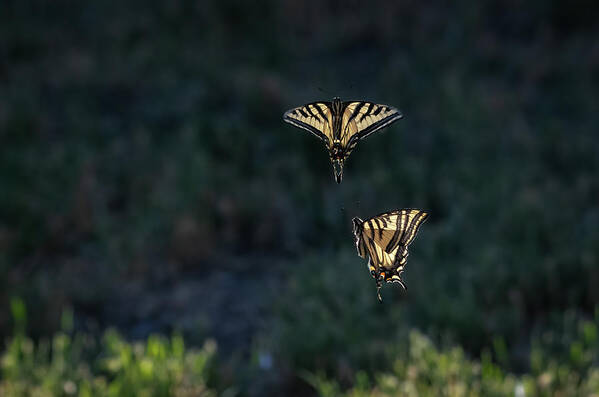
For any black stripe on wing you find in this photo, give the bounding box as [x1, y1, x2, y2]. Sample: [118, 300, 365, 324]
[355, 111, 403, 140]
[400, 211, 429, 246]
[359, 103, 375, 122]
[385, 211, 407, 253]
[346, 107, 403, 147]
[283, 102, 332, 145]
[283, 115, 329, 144]
[346, 102, 367, 125]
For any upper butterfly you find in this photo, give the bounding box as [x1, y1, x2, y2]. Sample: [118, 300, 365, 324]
[352, 209, 428, 301]
[283, 97, 403, 183]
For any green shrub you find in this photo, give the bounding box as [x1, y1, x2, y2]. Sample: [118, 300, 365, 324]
[0, 299, 216, 397]
[305, 314, 599, 396]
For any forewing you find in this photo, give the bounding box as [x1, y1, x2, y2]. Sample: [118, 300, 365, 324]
[340, 101, 403, 150]
[355, 233, 368, 259]
[283, 102, 333, 146]
[362, 209, 429, 253]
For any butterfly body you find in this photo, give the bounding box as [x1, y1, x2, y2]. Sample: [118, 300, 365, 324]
[352, 209, 428, 301]
[283, 97, 403, 183]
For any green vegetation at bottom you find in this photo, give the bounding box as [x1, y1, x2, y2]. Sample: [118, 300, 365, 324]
[2, 299, 598, 396]
[307, 327, 599, 397]
[1, 300, 217, 397]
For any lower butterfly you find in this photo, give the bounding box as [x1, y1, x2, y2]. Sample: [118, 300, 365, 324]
[352, 209, 429, 301]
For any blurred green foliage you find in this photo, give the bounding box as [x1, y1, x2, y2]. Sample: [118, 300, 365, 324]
[1, 0, 599, 395]
[1, 299, 217, 396]
[307, 320, 599, 397]
[2, 300, 598, 395]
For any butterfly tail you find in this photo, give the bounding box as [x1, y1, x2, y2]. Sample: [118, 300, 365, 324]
[376, 278, 383, 302]
[332, 159, 344, 183]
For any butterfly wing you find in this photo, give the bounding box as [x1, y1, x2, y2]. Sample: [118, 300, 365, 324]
[285, 99, 402, 183]
[360, 209, 428, 285]
[340, 101, 403, 153]
[361, 235, 398, 272]
[363, 209, 429, 253]
[283, 102, 333, 146]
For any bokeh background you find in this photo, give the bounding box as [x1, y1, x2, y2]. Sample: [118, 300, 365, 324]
[1, 1, 599, 395]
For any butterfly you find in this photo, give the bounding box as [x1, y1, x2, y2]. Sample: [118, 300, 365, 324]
[283, 97, 403, 183]
[352, 209, 429, 301]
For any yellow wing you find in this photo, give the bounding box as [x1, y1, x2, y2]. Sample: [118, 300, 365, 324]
[283, 102, 333, 145]
[362, 209, 428, 253]
[353, 209, 427, 298]
[360, 234, 409, 285]
[359, 209, 427, 282]
[340, 101, 403, 149]
[361, 235, 404, 267]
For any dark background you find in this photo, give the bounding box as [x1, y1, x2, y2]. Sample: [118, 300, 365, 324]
[1, 1, 599, 395]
